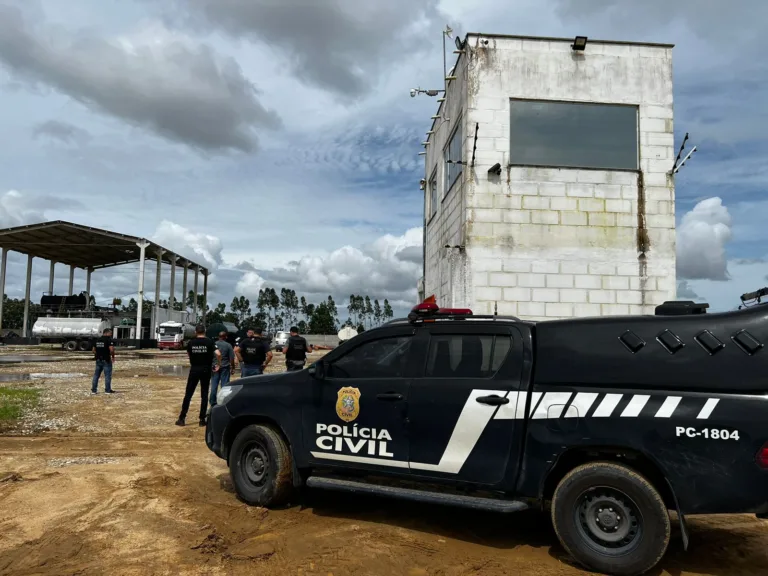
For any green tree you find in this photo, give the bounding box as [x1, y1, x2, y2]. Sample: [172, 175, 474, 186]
[309, 302, 337, 335]
[383, 299, 394, 321]
[364, 296, 373, 328]
[230, 296, 251, 325]
[373, 299, 382, 326]
[205, 302, 227, 326]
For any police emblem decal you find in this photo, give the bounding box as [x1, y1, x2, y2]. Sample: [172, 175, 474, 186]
[336, 387, 361, 423]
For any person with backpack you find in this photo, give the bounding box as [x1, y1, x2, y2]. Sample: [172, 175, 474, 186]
[235, 327, 272, 377]
[284, 326, 313, 371]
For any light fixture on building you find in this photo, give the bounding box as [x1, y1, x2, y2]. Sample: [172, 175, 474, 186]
[418, 151, 426, 156]
[410, 87, 444, 98]
[572, 36, 588, 51]
[422, 141, 430, 146]
[455, 36, 465, 51]
[419, 179, 427, 190]
[488, 163, 502, 175]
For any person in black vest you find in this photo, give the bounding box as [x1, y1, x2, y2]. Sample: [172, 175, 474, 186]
[176, 324, 221, 427]
[235, 327, 272, 377]
[284, 326, 313, 371]
[91, 328, 116, 394]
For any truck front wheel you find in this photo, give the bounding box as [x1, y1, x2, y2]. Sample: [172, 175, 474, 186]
[551, 462, 670, 576]
[229, 424, 293, 507]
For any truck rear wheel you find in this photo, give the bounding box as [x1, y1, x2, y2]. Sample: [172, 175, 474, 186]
[229, 424, 293, 507]
[77, 340, 90, 351]
[65, 340, 78, 352]
[551, 462, 670, 576]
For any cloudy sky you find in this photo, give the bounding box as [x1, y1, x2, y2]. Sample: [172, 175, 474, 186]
[0, 0, 766, 317]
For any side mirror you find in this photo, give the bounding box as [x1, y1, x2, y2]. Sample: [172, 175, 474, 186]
[310, 360, 327, 379]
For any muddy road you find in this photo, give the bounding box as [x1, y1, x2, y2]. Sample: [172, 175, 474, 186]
[1, 349, 767, 576]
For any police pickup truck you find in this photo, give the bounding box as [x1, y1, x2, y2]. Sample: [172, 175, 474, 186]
[206, 299, 768, 575]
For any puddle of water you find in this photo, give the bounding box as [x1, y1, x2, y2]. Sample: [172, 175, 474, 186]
[0, 372, 86, 382]
[156, 365, 190, 376]
[0, 356, 65, 364]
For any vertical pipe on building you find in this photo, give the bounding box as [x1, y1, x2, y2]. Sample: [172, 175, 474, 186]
[48, 261, 55, 295]
[193, 266, 199, 323]
[182, 262, 189, 316]
[86, 268, 92, 310]
[153, 249, 164, 335]
[0, 248, 7, 331]
[169, 254, 176, 314]
[202, 271, 208, 325]
[22, 254, 33, 337]
[68, 265, 75, 296]
[136, 241, 149, 341]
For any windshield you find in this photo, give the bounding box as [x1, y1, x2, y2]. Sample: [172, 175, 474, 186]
[160, 326, 182, 335]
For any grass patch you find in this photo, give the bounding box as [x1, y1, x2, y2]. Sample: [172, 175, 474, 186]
[0, 388, 40, 422]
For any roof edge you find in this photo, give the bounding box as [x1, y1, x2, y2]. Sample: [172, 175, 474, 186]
[464, 32, 674, 49]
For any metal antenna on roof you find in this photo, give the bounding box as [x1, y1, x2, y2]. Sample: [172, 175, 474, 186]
[671, 132, 697, 174]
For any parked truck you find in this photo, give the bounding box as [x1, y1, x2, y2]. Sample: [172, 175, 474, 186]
[157, 321, 196, 350]
[32, 317, 112, 352]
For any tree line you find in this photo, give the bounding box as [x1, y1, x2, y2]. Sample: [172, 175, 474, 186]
[1, 289, 397, 336]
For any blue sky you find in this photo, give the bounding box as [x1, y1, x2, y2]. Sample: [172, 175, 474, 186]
[0, 0, 766, 316]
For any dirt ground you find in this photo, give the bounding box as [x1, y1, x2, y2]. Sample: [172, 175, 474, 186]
[1, 347, 768, 576]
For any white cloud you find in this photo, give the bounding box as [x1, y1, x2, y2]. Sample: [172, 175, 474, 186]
[0, 190, 45, 228]
[151, 220, 224, 271]
[235, 271, 266, 299]
[236, 227, 423, 309]
[0, 5, 280, 152]
[676, 197, 732, 281]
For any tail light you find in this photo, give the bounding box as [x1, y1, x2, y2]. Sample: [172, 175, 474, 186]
[755, 442, 768, 469]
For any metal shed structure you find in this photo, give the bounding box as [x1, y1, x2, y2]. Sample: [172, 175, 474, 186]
[0, 220, 209, 340]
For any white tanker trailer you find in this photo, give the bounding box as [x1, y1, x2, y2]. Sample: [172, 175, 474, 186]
[32, 317, 112, 352]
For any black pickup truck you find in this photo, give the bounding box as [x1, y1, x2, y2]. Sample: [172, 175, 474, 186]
[205, 300, 768, 575]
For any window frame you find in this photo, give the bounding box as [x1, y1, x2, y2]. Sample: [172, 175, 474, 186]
[422, 332, 513, 380]
[327, 333, 414, 380]
[443, 118, 464, 198]
[508, 98, 640, 172]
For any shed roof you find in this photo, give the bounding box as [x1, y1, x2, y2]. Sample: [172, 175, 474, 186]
[0, 220, 207, 274]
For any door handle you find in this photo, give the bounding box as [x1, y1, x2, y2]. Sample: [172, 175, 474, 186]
[476, 394, 509, 406]
[377, 393, 404, 401]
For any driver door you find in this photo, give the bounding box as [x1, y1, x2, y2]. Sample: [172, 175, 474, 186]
[303, 327, 416, 473]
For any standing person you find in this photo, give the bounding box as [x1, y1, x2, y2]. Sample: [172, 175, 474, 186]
[91, 328, 116, 395]
[176, 324, 221, 427]
[235, 327, 272, 377]
[284, 326, 313, 372]
[209, 330, 236, 409]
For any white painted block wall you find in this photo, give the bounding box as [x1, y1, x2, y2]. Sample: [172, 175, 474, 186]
[423, 35, 676, 320]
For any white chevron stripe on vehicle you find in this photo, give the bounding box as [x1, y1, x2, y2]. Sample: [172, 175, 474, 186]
[621, 395, 650, 418]
[410, 389, 507, 473]
[564, 392, 599, 418]
[655, 396, 682, 418]
[592, 393, 624, 417]
[697, 398, 720, 419]
[531, 392, 573, 419]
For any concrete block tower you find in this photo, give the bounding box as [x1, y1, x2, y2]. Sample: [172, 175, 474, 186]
[421, 34, 676, 320]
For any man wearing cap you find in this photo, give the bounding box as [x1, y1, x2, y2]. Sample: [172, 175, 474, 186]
[284, 326, 313, 371]
[176, 324, 220, 427]
[235, 327, 272, 377]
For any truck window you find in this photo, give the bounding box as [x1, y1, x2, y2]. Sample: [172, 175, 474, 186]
[328, 336, 412, 379]
[425, 334, 511, 378]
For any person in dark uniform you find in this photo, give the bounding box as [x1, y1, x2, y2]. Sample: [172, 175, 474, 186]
[235, 327, 272, 377]
[91, 328, 116, 394]
[284, 326, 313, 371]
[176, 324, 221, 427]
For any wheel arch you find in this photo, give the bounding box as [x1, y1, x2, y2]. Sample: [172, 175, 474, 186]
[223, 414, 304, 488]
[541, 446, 677, 510]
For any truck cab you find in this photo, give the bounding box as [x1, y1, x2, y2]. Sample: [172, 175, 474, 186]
[157, 321, 194, 350]
[206, 300, 768, 576]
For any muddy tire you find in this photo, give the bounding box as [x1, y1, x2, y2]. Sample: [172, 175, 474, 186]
[551, 462, 670, 576]
[229, 424, 293, 507]
[77, 340, 90, 351]
[65, 340, 78, 352]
